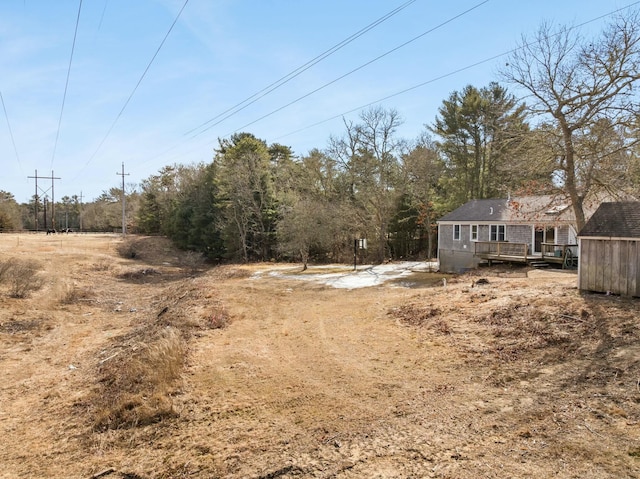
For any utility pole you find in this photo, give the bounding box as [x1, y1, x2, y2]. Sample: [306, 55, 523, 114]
[27, 169, 61, 232]
[78, 191, 83, 232]
[116, 163, 129, 236]
[32, 170, 38, 231]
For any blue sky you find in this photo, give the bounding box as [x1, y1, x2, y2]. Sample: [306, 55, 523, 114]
[0, 0, 636, 203]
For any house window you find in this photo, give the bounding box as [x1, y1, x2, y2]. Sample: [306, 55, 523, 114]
[453, 224, 461, 241]
[470, 225, 478, 241]
[490, 224, 505, 242]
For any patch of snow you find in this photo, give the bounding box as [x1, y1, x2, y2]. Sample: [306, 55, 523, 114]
[257, 261, 438, 289]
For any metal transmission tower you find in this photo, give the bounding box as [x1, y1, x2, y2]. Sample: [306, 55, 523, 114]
[116, 163, 130, 236]
[27, 170, 61, 231]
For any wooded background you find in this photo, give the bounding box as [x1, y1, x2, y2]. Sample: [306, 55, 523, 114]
[1, 13, 639, 266]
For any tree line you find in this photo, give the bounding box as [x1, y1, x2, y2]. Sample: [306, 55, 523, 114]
[1, 13, 639, 265]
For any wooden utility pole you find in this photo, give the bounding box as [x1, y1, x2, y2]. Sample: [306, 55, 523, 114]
[116, 163, 129, 236]
[78, 191, 83, 232]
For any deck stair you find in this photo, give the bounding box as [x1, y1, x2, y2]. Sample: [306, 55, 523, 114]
[529, 260, 550, 268]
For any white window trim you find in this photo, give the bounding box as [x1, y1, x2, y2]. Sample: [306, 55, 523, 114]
[490, 224, 506, 242]
[470, 224, 478, 241]
[453, 224, 461, 241]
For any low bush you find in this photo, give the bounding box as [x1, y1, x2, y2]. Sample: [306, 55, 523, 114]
[0, 258, 44, 298]
[116, 238, 138, 259]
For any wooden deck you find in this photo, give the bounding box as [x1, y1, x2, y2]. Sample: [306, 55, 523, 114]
[474, 242, 578, 269]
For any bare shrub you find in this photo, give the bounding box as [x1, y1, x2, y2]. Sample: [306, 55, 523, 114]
[59, 283, 93, 305]
[92, 259, 112, 271]
[0, 258, 44, 298]
[116, 238, 138, 259]
[93, 327, 186, 431]
[208, 303, 230, 329]
[181, 250, 205, 275]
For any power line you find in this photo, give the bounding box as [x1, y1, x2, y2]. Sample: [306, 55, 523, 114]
[76, 0, 189, 176]
[223, 0, 490, 137]
[275, 0, 640, 142]
[27, 170, 61, 231]
[277, 52, 509, 141]
[185, 0, 418, 137]
[127, 1, 417, 173]
[0, 90, 23, 176]
[51, 0, 83, 171]
[98, 0, 109, 30]
[121, 1, 640, 177]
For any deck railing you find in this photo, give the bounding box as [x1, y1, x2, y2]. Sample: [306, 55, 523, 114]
[541, 243, 578, 268]
[474, 241, 579, 268]
[474, 241, 528, 258]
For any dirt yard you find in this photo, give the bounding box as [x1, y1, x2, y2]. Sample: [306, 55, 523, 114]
[1, 233, 640, 478]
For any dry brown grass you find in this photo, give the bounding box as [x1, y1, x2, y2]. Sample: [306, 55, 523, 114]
[115, 237, 138, 259]
[207, 300, 230, 329]
[2, 235, 640, 478]
[0, 257, 45, 298]
[58, 283, 94, 305]
[92, 326, 186, 431]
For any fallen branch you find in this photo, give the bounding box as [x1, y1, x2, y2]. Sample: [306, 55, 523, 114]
[99, 351, 120, 364]
[557, 314, 586, 322]
[91, 468, 115, 479]
[584, 422, 604, 438]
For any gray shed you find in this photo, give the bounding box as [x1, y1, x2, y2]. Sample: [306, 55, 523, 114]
[578, 202, 640, 297]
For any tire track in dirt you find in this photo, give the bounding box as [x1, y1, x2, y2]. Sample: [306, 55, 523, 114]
[181, 272, 479, 478]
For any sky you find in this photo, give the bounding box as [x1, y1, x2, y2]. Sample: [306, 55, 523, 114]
[1, 0, 637, 203]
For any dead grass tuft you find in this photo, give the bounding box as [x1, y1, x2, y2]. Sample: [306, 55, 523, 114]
[116, 238, 138, 259]
[52, 280, 95, 305]
[208, 302, 230, 329]
[475, 300, 585, 360]
[209, 265, 252, 280]
[390, 303, 441, 324]
[91, 259, 112, 272]
[0, 258, 45, 298]
[119, 268, 161, 280]
[0, 318, 42, 334]
[389, 303, 452, 335]
[92, 327, 186, 431]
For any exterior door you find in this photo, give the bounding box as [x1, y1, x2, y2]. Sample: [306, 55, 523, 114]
[533, 226, 556, 254]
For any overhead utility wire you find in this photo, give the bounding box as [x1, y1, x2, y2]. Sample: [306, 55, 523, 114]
[50, 0, 83, 170]
[137, 0, 486, 169]
[77, 0, 189, 175]
[186, 0, 417, 137]
[98, 0, 109, 30]
[0, 91, 23, 176]
[130, 0, 416, 172]
[275, 0, 640, 141]
[134, 0, 639, 173]
[224, 0, 489, 137]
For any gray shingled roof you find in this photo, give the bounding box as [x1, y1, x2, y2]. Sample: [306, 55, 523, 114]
[578, 202, 640, 238]
[438, 199, 509, 222]
[438, 196, 577, 223]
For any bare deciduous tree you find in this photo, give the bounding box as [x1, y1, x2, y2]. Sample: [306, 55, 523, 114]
[327, 107, 405, 262]
[501, 11, 640, 229]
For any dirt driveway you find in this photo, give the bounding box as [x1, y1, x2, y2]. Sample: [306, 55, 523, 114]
[0, 234, 639, 478]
